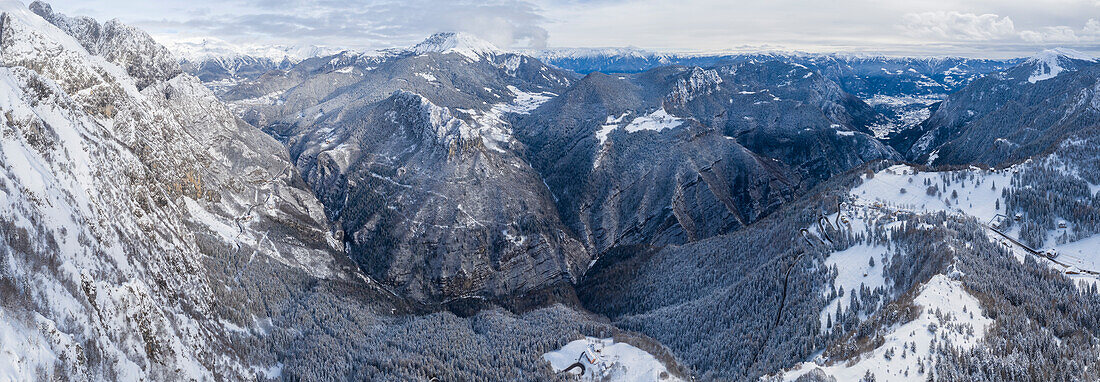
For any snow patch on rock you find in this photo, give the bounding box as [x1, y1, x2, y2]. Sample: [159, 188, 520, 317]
[624, 108, 684, 133]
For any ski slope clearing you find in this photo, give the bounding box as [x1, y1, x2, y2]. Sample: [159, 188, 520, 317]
[850, 164, 1011, 224]
[853, 163, 1100, 284]
[785, 274, 993, 381]
[544, 337, 679, 381]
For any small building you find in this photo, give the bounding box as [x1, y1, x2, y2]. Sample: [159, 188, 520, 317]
[583, 345, 600, 364]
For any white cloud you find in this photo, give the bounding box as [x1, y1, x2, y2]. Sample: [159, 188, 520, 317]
[1085, 19, 1100, 35]
[901, 11, 1016, 41]
[40, 0, 1100, 58]
[1019, 26, 1079, 43]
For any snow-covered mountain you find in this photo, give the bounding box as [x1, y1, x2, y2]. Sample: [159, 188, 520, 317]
[8, 1, 1100, 381]
[890, 48, 1100, 166]
[4, 3, 679, 381]
[0, 0, 380, 378]
[166, 37, 342, 65]
[216, 31, 899, 308]
[158, 37, 345, 94]
[218, 32, 585, 306]
[529, 49, 1016, 137]
[1024, 48, 1096, 83]
[409, 32, 502, 60]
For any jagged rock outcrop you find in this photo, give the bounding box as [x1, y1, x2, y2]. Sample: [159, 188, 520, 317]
[29, 0, 181, 89]
[0, 2, 391, 379]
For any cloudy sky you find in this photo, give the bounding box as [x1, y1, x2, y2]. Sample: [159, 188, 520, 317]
[41, 0, 1100, 58]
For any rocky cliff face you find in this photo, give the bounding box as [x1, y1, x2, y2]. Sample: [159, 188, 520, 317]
[514, 62, 898, 255]
[303, 90, 588, 303]
[29, 1, 181, 90]
[221, 33, 586, 305]
[219, 34, 900, 305]
[0, 2, 388, 379]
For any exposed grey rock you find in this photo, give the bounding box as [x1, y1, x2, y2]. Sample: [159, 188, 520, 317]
[30, 0, 181, 90]
[515, 62, 898, 255]
[0, 3, 396, 379]
[223, 34, 584, 304]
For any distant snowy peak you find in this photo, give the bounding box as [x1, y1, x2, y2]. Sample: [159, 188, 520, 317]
[531, 47, 668, 60]
[1025, 48, 1097, 83]
[166, 37, 344, 64]
[409, 32, 502, 60]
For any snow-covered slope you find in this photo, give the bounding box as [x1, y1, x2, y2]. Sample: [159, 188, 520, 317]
[787, 274, 993, 381]
[1025, 48, 1096, 83]
[543, 337, 680, 381]
[0, 1, 370, 379]
[409, 32, 502, 60]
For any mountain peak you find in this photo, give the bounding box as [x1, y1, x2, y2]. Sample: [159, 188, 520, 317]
[410, 32, 501, 60]
[1024, 48, 1096, 83]
[1027, 47, 1095, 63]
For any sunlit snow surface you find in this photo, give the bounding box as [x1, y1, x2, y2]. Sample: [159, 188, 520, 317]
[850, 164, 1100, 286]
[850, 164, 1011, 224]
[783, 160, 1100, 380]
[1026, 48, 1095, 83]
[543, 337, 679, 382]
[786, 275, 993, 381]
[624, 108, 684, 133]
[819, 244, 888, 327]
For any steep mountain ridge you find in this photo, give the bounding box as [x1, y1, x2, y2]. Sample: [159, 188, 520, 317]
[221, 33, 587, 305]
[28, 0, 181, 90]
[0, 2, 401, 378]
[515, 62, 898, 255]
[891, 49, 1100, 166]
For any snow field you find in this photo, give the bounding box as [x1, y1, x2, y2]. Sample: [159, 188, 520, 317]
[544, 337, 679, 382]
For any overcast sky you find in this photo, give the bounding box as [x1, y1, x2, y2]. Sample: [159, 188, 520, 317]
[39, 0, 1100, 58]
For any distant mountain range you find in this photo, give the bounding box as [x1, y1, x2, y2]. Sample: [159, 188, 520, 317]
[6, 1, 1100, 380]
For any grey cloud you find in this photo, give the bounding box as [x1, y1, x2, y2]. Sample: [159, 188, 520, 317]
[902, 12, 1017, 41]
[41, 0, 1100, 57]
[133, 0, 549, 50]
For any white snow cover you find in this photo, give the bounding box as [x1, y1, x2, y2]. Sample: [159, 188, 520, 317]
[0, 3, 347, 379]
[1049, 235, 1100, 274]
[624, 108, 685, 133]
[0, 0, 85, 53]
[590, 108, 685, 170]
[850, 164, 1011, 224]
[412, 86, 555, 153]
[468, 86, 556, 151]
[415, 72, 437, 82]
[1026, 48, 1096, 83]
[851, 162, 1100, 287]
[410, 32, 502, 60]
[596, 113, 630, 146]
[494, 85, 555, 114]
[785, 275, 993, 381]
[543, 337, 680, 382]
[819, 244, 888, 327]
